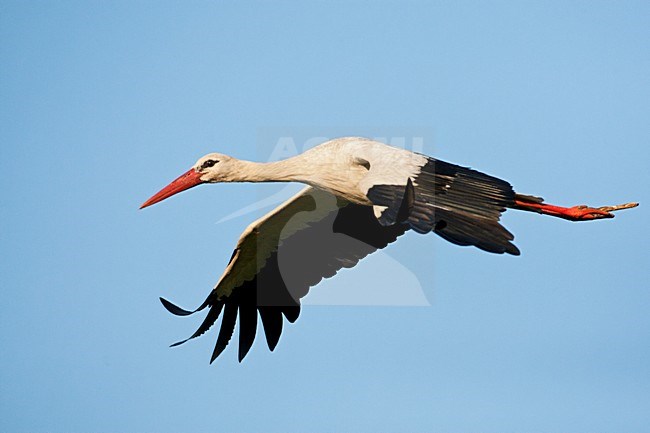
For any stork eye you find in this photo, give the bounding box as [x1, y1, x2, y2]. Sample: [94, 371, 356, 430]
[201, 159, 218, 169]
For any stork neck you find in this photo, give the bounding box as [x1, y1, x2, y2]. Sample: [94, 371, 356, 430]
[233, 157, 308, 183]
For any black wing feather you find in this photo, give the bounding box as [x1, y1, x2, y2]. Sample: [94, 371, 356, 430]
[237, 289, 258, 362]
[170, 302, 224, 347]
[211, 302, 238, 363]
[258, 307, 283, 351]
[411, 158, 519, 255]
[160, 296, 209, 316]
[365, 157, 519, 254]
[281, 305, 301, 324]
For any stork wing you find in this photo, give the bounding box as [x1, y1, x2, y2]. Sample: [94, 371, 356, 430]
[365, 157, 520, 255]
[160, 186, 408, 362]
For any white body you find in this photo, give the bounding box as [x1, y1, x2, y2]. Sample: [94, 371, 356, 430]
[196, 137, 428, 205]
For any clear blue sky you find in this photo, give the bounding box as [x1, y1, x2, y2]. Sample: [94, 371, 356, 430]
[1, 1, 648, 432]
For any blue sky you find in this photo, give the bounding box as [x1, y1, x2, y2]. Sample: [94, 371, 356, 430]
[1, 1, 648, 432]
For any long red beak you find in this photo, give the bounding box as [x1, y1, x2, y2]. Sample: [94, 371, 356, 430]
[140, 169, 205, 209]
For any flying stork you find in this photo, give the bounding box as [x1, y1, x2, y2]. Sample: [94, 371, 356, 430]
[140, 137, 637, 363]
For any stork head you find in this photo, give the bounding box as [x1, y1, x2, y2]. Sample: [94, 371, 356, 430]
[140, 152, 236, 209]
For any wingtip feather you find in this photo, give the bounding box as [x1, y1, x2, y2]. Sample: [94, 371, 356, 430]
[160, 297, 195, 316]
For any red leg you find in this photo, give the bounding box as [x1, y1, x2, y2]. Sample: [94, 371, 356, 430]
[513, 198, 638, 221]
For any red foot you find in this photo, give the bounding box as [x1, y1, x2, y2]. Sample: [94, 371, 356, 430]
[514, 200, 638, 222]
[562, 205, 614, 221]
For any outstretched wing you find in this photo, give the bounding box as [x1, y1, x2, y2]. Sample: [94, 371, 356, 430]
[161, 187, 408, 362]
[365, 156, 520, 255]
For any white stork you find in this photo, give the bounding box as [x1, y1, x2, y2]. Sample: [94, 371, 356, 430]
[140, 137, 637, 363]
